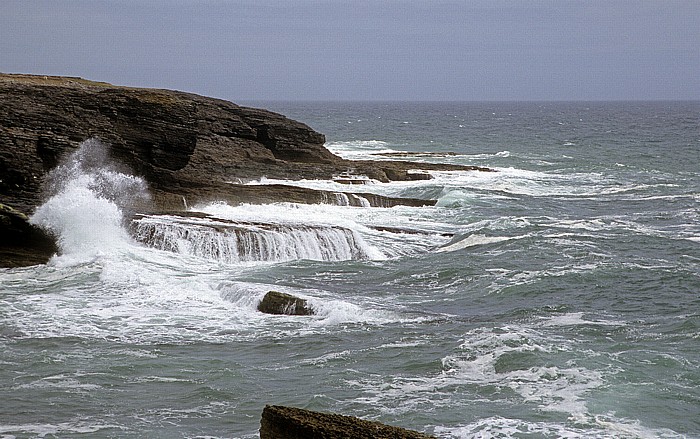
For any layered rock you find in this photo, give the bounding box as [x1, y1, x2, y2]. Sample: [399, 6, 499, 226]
[0, 73, 494, 266]
[260, 405, 435, 439]
[0, 73, 488, 216]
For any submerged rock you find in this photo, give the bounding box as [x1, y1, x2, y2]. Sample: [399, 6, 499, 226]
[258, 291, 314, 316]
[259, 405, 436, 439]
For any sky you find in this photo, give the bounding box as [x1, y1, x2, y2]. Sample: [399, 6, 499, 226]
[1, 0, 699, 102]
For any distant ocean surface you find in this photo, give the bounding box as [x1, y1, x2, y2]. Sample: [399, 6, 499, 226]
[1, 101, 699, 438]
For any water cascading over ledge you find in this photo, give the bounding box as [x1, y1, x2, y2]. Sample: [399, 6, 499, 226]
[130, 215, 382, 263]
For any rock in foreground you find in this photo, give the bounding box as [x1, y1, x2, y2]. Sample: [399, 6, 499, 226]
[260, 405, 435, 439]
[258, 291, 314, 316]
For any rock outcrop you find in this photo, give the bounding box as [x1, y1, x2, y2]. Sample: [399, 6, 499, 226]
[0, 73, 489, 215]
[0, 73, 493, 266]
[258, 291, 314, 316]
[0, 203, 57, 266]
[260, 405, 435, 439]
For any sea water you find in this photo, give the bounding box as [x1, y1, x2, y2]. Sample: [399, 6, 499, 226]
[1, 101, 698, 438]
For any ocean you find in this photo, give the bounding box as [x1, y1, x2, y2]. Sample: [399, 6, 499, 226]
[1, 101, 698, 438]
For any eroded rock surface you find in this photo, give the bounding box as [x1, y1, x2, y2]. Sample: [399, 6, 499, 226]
[260, 405, 436, 439]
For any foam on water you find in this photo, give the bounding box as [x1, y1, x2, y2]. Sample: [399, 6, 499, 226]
[192, 202, 448, 259]
[446, 325, 603, 415]
[343, 317, 629, 433]
[217, 281, 401, 329]
[539, 312, 627, 327]
[435, 234, 523, 253]
[2, 258, 398, 344]
[0, 422, 122, 438]
[433, 415, 686, 439]
[325, 140, 393, 159]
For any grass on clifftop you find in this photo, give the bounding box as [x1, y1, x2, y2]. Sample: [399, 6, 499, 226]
[0, 73, 113, 88]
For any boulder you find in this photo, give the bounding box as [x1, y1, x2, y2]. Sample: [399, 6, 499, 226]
[260, 405, 436, 439]
[258, 291, 314, 316]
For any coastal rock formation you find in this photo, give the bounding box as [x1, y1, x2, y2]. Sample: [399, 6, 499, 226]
[0, 73, 492, 266]
[259, 405, 435, 439]
[258, 291, 314, 316]
[0, 203, 57, 266]
[0, 73, 488, 215]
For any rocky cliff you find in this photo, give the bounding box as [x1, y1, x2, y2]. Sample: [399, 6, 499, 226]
[0, 73, 486, 216]
[0, 73, 492, 266]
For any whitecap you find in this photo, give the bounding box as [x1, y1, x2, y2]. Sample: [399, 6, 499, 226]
[435, 234, 519, 253]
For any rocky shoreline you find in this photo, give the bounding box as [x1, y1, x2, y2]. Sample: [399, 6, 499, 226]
[0, 73, 478, 435]
[0, 73, 492, 267]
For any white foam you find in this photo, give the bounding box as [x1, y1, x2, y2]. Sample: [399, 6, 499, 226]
[540, 312, 627, 328]
[435, 234, 521, 253]
[133, 214, 383, 263]
[443, 325, 605, 417]
[432, 415, 686, 439]
[29, 139, 148, 265]
[430, 168, 661, 199]
[325, 140, 394, 160]
[192, 202, 445, 259]
[30, 175, 132, 264]
[0, 422, 120, 437]
[217, 281, 401, 330]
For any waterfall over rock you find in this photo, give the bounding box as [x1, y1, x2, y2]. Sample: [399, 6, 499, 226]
[131, 214, 384, 263]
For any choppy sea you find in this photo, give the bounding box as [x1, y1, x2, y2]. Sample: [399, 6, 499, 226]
[1, 101, 699, 438]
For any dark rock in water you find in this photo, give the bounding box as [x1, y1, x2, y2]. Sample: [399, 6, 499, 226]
[406, 170, 433, 180]
[0, 73, 326, 213]
[259, 405, 435, 439]
[0, 203, 57, 267]
[258, 291, 314, 316]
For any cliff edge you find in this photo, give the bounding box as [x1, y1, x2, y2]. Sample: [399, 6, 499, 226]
[0, 73, 485, 215]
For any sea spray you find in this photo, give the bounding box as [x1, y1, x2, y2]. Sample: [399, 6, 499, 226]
[30, 138, 150, 261]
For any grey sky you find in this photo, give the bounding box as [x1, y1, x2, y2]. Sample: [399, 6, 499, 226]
[1, 0, 699, 101]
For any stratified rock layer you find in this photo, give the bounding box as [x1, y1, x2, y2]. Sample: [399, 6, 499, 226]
[260, 405, 435, 439]
[0, 73, 488, 215]
[0, 73, 495, 267]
